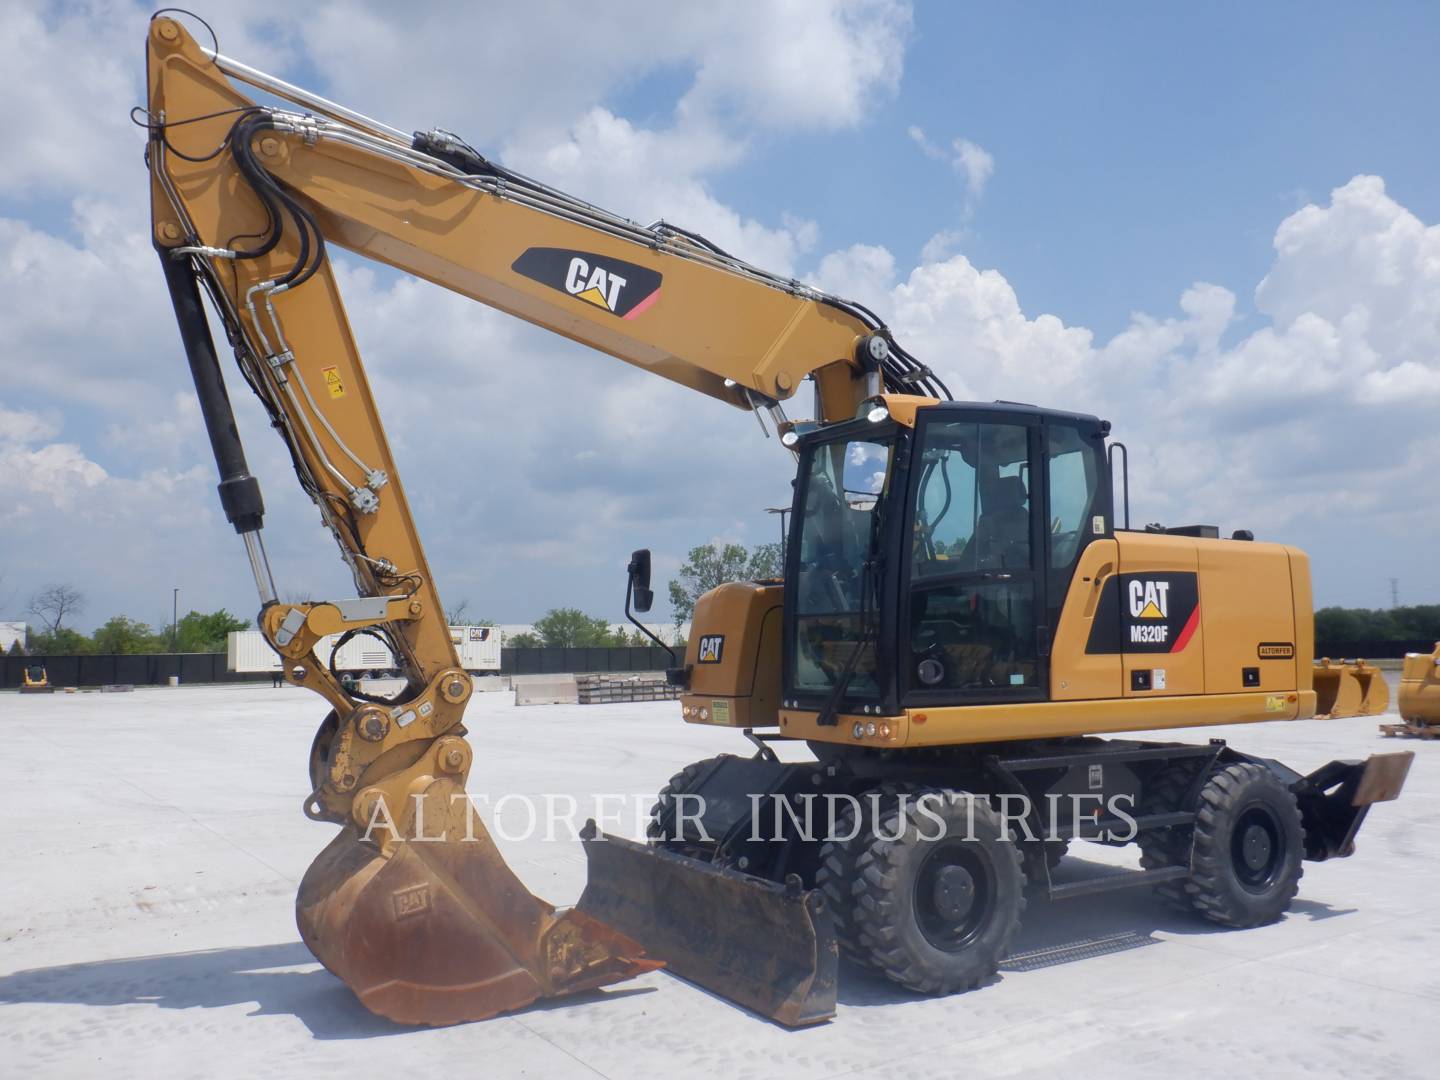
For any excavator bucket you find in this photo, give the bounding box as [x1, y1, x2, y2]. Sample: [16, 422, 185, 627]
[1314, 658, 1390, 718]
[1397, 644, 1440, 726]
[297, 791, 660, 1026]
[577, 825, 838, 1027]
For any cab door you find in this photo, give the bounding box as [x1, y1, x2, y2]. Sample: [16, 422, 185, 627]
[1042, 418, 1120, 700]
[899, 410, 1046, 706]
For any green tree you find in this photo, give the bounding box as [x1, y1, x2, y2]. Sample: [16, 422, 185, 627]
[6, 639, 24, 657]
[173, 609, 250, 652]
[92, 615, 162, 654]
[666, 542, 782, 626]
[28, 626, 92, 655]
[507, 631, 541, 648]
[530, 608, 621, 647]
[1316, 604, 1440, 645]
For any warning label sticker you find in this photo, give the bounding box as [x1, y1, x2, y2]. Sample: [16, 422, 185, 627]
[322, 366, 346, 398]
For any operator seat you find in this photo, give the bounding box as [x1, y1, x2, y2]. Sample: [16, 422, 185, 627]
[973, 476, 1029, 568]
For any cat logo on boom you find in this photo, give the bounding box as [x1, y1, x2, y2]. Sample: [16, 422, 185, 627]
[511, 247, 663, 319]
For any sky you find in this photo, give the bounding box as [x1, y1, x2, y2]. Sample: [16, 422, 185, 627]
[1, 0, 1438, 633]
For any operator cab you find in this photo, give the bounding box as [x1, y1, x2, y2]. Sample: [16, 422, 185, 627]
[784, 400, 1111, 717]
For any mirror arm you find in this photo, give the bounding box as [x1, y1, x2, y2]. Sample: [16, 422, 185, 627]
[624, 573, 676, 664]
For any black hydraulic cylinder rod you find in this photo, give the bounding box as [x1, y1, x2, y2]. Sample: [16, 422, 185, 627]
[156, 247, 265, 534]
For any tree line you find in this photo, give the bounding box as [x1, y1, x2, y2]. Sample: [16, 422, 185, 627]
[11, 583, 248, 656]
[1315, 604, 1440, 645]
[7, 542, 782, 656]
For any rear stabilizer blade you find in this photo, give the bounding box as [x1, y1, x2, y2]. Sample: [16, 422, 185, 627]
[576, 825, 837, 1027]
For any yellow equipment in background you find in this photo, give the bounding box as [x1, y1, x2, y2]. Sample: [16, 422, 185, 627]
[1385, 643, 1440, 738]
[1313, 658, 1389, 718]
[19, 665, 54, 694]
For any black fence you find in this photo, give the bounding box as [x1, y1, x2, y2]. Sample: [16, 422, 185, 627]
[500, 646, 675, 676]
[1, 652, 268, 689]
[9, 639, 1426, 691]
[2, 646, 676, 688]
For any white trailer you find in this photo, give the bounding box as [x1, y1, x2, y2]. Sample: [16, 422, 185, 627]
[226, 625, 501, 675]
[450, 625, 502, 672]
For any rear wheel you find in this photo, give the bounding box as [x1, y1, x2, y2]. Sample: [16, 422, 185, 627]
[1188, 763, 1304, 927]
[847, 789, 1025, 995]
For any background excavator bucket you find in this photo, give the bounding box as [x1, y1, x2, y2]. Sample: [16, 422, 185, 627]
[296, 789, 659, 1026]
[577, 826, 838, 1027]
[1314, 659, 1390, 718]
[1398, 644, 1440, 725]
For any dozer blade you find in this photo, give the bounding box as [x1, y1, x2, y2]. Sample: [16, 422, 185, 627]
[576, 825, 838, 1027]
[296, 802, 660, 1026]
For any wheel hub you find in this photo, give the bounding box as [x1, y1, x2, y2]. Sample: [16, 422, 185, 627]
[931, 864, 977, 921]
[1241, 823, 1272, 871]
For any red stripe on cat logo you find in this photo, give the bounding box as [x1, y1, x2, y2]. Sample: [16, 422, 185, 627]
[1170, 606, 1200, 652]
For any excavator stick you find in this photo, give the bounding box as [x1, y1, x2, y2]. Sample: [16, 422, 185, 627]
[577, 826, 838, 1027]
[296, 790, 659, 1026]
[1313, 658, 1390, 718]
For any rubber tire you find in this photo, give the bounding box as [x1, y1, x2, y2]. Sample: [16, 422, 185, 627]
[1188, 762, 1304, 928]
[1136, 763, 1201, 911]
[816, 785, 912, 967]
[646, 755, 727, 848]
[816, 798, 871, 965]
[849, 789, 1026, 995]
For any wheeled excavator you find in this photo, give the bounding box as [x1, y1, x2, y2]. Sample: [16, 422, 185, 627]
[145, 15, 1411, 1029]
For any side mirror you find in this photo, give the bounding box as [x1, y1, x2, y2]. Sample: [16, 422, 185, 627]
[628, 549, 653, 613]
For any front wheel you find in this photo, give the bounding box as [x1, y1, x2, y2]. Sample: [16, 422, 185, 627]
[847, 789, 1025, 995]
[1188, 763, 1304, 927]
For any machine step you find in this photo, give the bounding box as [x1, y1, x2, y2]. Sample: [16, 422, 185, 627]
[1047, 865, 1190, 901]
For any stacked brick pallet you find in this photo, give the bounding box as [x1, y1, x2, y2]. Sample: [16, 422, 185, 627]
[576, 673, 682, 705]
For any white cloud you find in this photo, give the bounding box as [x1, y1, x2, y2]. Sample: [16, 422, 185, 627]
[816, 176, 1439, 566]
[676, 0, 911, 131]
[0, 405, 59, 446]
[908, 125, 995, 201]
[812, 243, 898, 312]
[503, 109, 814, 273]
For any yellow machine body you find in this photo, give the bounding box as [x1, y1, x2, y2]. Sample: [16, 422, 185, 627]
[686, 528, 1391, 746]
[680, 582, 784, 728]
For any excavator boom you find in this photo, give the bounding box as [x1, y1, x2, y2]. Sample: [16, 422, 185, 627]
[144, 16, 934, 1025]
